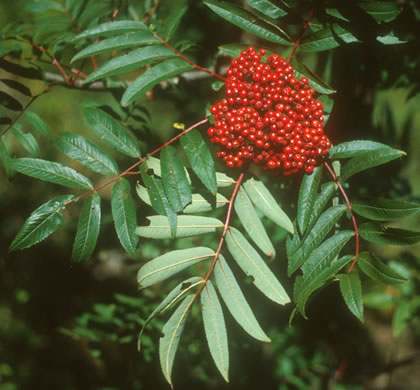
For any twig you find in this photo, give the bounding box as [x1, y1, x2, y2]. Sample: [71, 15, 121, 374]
[142, 0, 159, 23]
[151, 31, 226, 82]
[288, 8, 314, 62]
[324, 161, 359, 272]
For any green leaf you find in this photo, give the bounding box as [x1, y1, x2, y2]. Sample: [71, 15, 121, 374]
[318, 95, 334, 124]
[84, 46, 175, 83]
[218, 43, 252, 58]
[286, 221, 301, 259]
[300, 24, 360, 52]
[71, 193, 101, 263]
[24, 111, 52, 141]
[121, 58, 193, 106]
[211, 81, 225, 91]
[214, 254, 270, 342]
[141, 172, 177, 238]
[306, 182, 336, 230]
[9, 195, 74, 251]
[11, 124, 40, 157]
[162, 5, 188, 41]
[111, 179, 138, 257]
[358, 252, 407, 285]
[216, 171, 236, 188]
[376, 32, 406, 45]
[246, 0, 287, 18]
[0, 91, 22, 111]
[226, 227, 290, 305]
[180, 130, 217, 195]
[340, 148, 404, 182]
[358, 1, 401, 23]
[290, 59, 336, 95]
[234, 186, 275, 258]
[0, 137, 15, 178]
[297, 165, 322, 235]
[328, 140, 399, 159]
[9, 158, 93, 189]
[204, 0, 291, 44]
[294, 255, 353, 317]
[71, 32, 160, 62]
[160, 145, 191, 212]
[201, 280, 229, 382]
[359, 222, 420, 246]
[138, 277, 204, 350]
[74, 21, 149, 40]
[1, 78, 31, 96]
[137, 247, 214, 287]
[136, 215, 223, 239]
[338, 273, 364, 322]
[392, 300, 415, 337]
[183, 193, 229, 214]
[159, 295, 194, 386]
[301, 231, 354, 276]
[352, 197, 420, 221]
[55, 132, 119, 175]
[83, 107, 141, 158]
[288, 205, 347, 276]
[243, 178, 293, 234]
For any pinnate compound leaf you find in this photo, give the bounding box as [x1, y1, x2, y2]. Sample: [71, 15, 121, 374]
[201, 280, 229, 382]
[246, 0, 287, 18]
[215, 254, 270, 342]
[358, 252, 407, 285]
[24, 111, 52, 141]
[136, 215, 223, 239]
[160, 145, 191, 212]
[162, 5, 188, 41]
[181, 130, 217, 195]
[9, 158, 93, 189]
[71, 32, 160, 62]
[141, 172, 177, 238]
[294, 254, 353, 317]
[122, 58, 193, 106]
[183, 193, 229, 214]
[137, 247, 214, 287]
[74, 21, 148, 40]
[306, 182, 336, 230]
[55, 132, 119, 175]
[359, 222, 420, 246]
[358, 1, 401, 23]
[204, 0, 291, 44]
[291, 59, 336, 95]
[297, 165, 322, 235]
[338, 273, 364, 322]
[328, 140, 399, 159]
[83, 107, 140, 158]
[352, 197, 420, 221]
[71, 193, 101, 263]
[288, 205, 347, 276]
[299, 24, 360, 52]
[243, 178, 293, 233]
[138, 277, 204, 350]
[234, 186, 275, 258]
[286, 220, 301, 259]
[159, 295, 194, 386]
[9, 195, 74, 251]
[341, 147, 405, 182]
[111, 179, 138, 257]
[226, 227, 290, 305]
[0, 138, 15, 178]
[84, 46, 175, 83]
[11, 125, 40, 157]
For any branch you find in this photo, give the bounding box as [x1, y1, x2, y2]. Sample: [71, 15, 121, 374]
[288, 8, 314, 62]
[324, 161, 359, 272]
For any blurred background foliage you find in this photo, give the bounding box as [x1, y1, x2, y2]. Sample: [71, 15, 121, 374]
[1, 0, 420, 389]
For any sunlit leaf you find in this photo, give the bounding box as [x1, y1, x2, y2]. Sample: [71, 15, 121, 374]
[338, 272, 364, 322]
[136, 215, 223, 239]
[246, 0, 287, 18]
[234, 186, 275, 258]
[9, 158, 93, 189]
[359, 222, 420, 246]
[183, 193, 228, 213]
[74, 21, 148, 40]
[216, 171, 236, 188]
[137, 247, 214, 287]
[0, 78, 32, 96]
[111, 178, 138, 257]
[55, 132, 119, 175]
[9, 195, 74, 251]
[243, 178, 293, 234]
[358, 252, 407, 285]
[71, 193, 101, 263]
[376, 32, 406, 45]
[214, 254, 270, 342]
[328, 140, 400, 159]
[226, 227, 290, 305]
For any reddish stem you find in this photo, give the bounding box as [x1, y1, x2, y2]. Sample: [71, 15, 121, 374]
[73, 117, 209, 202]
[151, 31, 225, 82]
[142, 0, 160, 23]
[324, 161, 359, 272]
[288, 8, 314, 62]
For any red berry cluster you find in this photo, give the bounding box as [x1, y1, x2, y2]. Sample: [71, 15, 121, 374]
[208, 47, 331, 175]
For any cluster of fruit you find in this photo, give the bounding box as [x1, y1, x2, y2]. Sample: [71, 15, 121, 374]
[208, 46, 331, 174]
